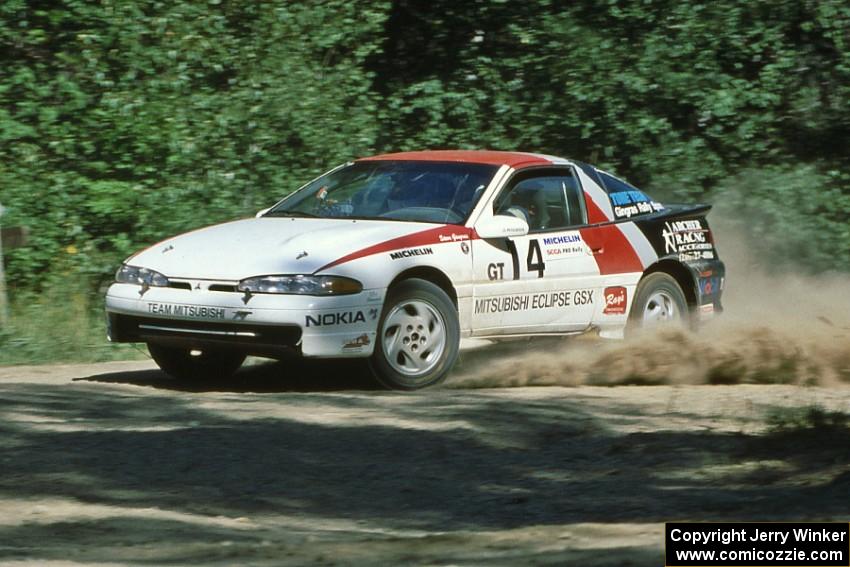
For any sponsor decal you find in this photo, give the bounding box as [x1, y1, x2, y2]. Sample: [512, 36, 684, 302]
[542, 233, 584, 259]
[474, 290, 593, 314]
[389, 247, 434, 260]
[661, 219, 712, 254]
[699, 303, 715, 319]
[699, 276, 721, 296]
[147, 303, 226, 319]
[542, 234, 581, 245]
[679, 250, 715, 262]
[438, 233, 470, 242]
[603, 286, 627, 315]
[614, 202, 656, 218]
[305, 311, 366, 327]
[305, 308, 378, 328]
[610, 190, 650, 206]
[342, 334, 371, 350]
[611, 191, 657, 218]
[546, 245, 584, 258]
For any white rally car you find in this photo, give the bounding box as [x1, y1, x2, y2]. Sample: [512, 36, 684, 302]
[106, 150, 724, 389]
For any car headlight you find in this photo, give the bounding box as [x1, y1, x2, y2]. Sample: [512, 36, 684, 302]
[115, 264, 169, 287]
[237, 275, 362, 295]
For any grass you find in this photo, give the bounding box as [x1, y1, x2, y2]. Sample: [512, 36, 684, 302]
[759, 405, 850, 477]
[0, 286, 144, 366]
[765, 405, 849, 433]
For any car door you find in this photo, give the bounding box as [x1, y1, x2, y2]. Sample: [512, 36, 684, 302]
[470, 167, 601, 335]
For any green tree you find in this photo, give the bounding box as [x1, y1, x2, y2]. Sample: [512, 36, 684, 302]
[0, 1, 388, 289]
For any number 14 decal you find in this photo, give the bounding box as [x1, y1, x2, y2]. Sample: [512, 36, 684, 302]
[506, 239, 546, 279]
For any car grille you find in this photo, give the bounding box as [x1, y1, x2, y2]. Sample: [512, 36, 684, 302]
[166, 281, 238, 292]
[109, 313, 301, 351]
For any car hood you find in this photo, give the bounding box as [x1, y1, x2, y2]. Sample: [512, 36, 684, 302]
[127, 217, 442, 280]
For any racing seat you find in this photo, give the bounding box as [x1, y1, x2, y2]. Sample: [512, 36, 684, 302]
[509, 182, 550, 230]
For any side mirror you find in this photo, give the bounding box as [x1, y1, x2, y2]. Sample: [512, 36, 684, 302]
[255, 207, 271, 218]
[475, 214, 529, 239]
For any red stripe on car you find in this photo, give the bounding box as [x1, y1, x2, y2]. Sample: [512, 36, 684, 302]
[359, 150, 551, 169]
[316, 225, 476, 273]
[580, 224, 644, 275]
[580, 197, 644, 275]
[583, 192, 610, 224]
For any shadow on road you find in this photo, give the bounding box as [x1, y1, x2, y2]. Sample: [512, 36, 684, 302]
[78, 357, 380, 393]
[76, 338, 550, 394]
[2, 369, 848, 564]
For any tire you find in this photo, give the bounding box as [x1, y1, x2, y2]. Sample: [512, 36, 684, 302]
[368, 278, 460, 390]
[147, 342, 246, 383]
[628, 272, 690, 332]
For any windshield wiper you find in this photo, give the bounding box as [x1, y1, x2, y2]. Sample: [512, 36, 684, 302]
[263, 210, 319, 218]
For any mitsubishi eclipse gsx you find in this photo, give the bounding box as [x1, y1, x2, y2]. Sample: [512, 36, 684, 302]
[105, 150, 725, 389]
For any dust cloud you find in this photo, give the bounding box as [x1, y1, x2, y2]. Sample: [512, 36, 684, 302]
[449, 218, 850, 389]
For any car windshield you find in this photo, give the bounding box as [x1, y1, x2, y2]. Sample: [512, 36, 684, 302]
[266, 160, 499, 225]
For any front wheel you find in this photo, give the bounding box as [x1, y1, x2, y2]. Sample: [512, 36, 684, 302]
[368, 278, 460, 390]
[148, 343, 246, 383]
[628, 272, 690, 332]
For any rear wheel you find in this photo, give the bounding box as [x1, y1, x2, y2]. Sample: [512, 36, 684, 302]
[628, 272, 690, 331]
[148, 343, 246, 382]
[368, 278, 460, 390]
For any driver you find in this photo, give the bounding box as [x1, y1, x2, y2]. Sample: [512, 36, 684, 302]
[500, 181, 550, 230]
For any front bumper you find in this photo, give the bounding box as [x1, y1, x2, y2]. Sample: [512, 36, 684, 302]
[105, 282, 385, 358]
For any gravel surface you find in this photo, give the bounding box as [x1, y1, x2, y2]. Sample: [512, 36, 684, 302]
[0, 359, 848, 566]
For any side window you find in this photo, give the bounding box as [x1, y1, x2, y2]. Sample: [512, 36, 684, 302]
[494, 169, 586, 231]
[597, 170, 663, 219]
[597, 170, 641, 194]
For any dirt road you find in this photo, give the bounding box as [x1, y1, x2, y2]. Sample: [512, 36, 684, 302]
[0, 357, 848, 566]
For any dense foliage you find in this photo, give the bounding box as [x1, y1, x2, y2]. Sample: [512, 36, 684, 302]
[1, 0, 848, 295]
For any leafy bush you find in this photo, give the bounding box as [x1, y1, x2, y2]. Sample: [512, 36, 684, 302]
[0, 0, 848, 300]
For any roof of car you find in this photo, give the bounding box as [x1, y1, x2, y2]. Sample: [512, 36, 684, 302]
[358, 150, 562, 169]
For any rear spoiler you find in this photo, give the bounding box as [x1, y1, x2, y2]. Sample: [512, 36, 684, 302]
[647, 202, 712, 220]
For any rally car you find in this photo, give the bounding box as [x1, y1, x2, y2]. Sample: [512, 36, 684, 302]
[105, 150, 725, 389]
